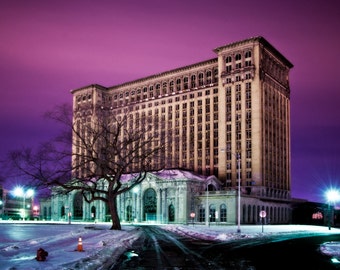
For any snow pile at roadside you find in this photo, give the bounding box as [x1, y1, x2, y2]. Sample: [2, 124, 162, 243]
[163, 224, 340, 241]
[0, 224, 142, 270]
[2, 223, 340, 269]
[163, 224, 340, 260]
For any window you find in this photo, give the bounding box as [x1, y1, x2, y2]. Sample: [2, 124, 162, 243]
[199, 73, 204, 86]
[191, 75, 196, 88]
[245, 51, 251, 67]
[209, 204, 216, 222]
[169, 81, 174, 92]
[235, 53, 242, 69]
[199, 206, 205, 222]
[162, 82, 167, 95]
[184, 77, 189, 89]
[176, 78, 181, 91]
[220, 204, 227, 222]
[206, 71, 212, 84]
[156, 84, 160, 96]
[245, 60, 252, 67]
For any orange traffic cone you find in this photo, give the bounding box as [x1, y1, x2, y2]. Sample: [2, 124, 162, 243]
[77, 236, 84, 252]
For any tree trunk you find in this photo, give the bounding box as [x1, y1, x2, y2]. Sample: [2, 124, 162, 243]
[108, 196, 121, 230]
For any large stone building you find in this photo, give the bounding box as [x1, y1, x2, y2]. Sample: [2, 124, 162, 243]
[51, 36, 294, 225]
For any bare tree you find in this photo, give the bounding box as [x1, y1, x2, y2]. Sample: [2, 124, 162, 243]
[9, 103, 164, 230]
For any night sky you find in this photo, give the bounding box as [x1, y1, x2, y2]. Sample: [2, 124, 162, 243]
[1, 0, 339, 203]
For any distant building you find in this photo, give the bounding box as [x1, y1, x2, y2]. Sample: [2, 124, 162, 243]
[0, 186, 36, 220]
[52, 36, 294, 225]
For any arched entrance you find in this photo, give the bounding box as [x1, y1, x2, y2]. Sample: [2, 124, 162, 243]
[126, 205, 132, 222]
[168, 203, 175, 222]
[73, 192, 83, 220]
[91, 206, 96, 220]
[143, 188, 157, 221]
[61, 205, 65, 218]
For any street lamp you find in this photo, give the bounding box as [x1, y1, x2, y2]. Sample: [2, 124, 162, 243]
[221, 148, 241, 233]
[133, 186, 139, 222]
[13, 186, 34, 221]
[236, 153, 241, 233]
[325, 189, 340, 230]
[206, 182, 209, 227]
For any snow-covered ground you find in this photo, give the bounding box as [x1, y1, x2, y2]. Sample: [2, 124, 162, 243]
[1, 221, 340, 269]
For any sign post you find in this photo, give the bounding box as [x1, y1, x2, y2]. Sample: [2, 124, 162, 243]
[190, 212, 195, 226]
[259, 210, 266, 233]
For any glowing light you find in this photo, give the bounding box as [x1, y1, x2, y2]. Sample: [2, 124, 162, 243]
[326, 189, 340, 203]
[331, 257, 340, 264]
[12, 186, 35, 221]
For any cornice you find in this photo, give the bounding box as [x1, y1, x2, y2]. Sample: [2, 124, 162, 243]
[108, 58, 218, 91]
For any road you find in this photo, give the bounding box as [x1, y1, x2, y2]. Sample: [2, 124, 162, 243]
[112, 225, 218, 269]
[112, 225, 340, 270]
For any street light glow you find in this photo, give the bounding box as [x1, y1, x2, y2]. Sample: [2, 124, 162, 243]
[326, 189, 340, 203]
[13, 186, 34, 198]
[12, 186, 35, 220]
[325, 188, 340, 230]
[13, 186, 24, 197]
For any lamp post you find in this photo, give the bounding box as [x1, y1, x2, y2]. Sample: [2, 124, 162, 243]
[133, 186, 139, 223]
[13, 186, 34, 221]
[221, 148, 241, 233]
[236, 153, 241, 233]
[206, 182, 209, 227]
[326, 189, 340, 230]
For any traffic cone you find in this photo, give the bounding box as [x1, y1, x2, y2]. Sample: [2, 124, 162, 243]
[77, 236, 83, 252]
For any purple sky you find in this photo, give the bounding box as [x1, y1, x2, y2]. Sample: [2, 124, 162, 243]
[1, 0, 339, 203]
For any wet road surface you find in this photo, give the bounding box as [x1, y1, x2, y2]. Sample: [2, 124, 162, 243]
[111, 225, 340, 270]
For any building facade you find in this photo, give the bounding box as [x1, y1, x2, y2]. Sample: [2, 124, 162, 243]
[51, 36, 294, 224]
[49, 169, 291, 225]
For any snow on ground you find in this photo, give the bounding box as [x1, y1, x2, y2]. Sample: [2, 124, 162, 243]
[0, 221, 142, 270]
[1, 221, 340, 269]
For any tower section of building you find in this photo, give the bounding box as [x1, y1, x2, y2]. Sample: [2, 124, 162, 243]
[214, 37, 293, 200]
[71, 36, 293, 202]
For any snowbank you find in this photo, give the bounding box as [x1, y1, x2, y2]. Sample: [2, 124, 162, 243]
[0, 222, 142, 270]
[1, 222, 340, 269]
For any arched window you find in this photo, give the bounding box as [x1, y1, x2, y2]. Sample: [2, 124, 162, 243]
[220, 204, 227, 222]
[198, 73, 204, 86]
[176, 78, 181, 91]
[206, 71, 212, 84]
[73, 192, 83, 219]
[225, 56, 232, 63]
[61, 206, 65, 218]
[91, 206, 96, 219]
[199, 204, 205, 222]
[143, 188, 157, 221]
[183, 77, 189, 89]
[162, 82, 167, 95]
[245, 51, 252, 58]
[168, 204, 175, 222]
[191, 75, 196, 88]
[126, 205, 132, 222]
[245, 51, 252, 67]
[235, 53, 242, 69]
[155, 84, 161, 97]
[169, 81, 174, 93]
[209, 204, 216, 222]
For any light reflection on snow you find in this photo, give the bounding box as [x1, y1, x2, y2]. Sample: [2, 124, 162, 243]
[319, 241, 340, 261]
[1, 222, 340, 269]
[331, 257, 340, 264]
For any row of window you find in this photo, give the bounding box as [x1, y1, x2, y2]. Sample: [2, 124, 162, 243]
[225, 51, 253, 72]
[111, 70, 218, 102]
